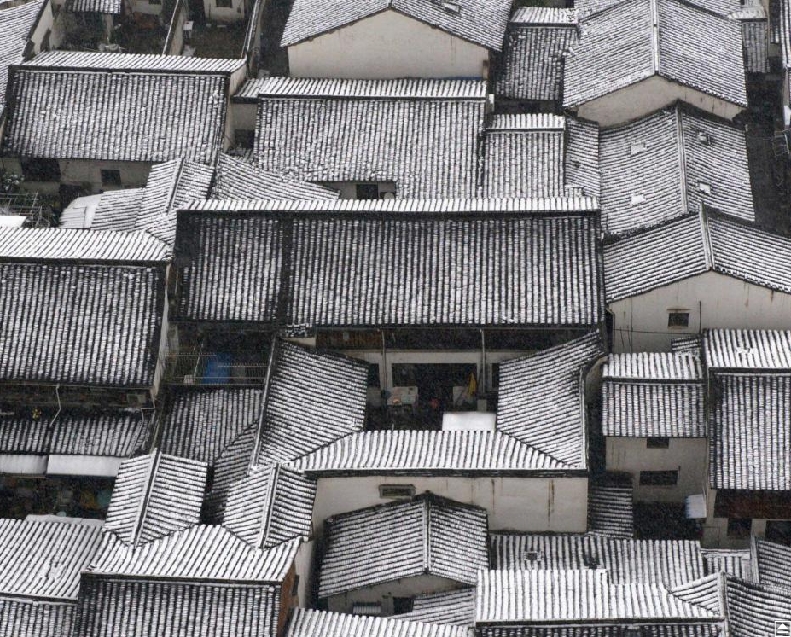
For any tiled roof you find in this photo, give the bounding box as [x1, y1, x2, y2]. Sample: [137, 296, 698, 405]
[704, 329, 791, 370]
[76, 581, 280, 637]
[0, 0, 43, 119]
[256, 342, 368, 463]
[224, 464, 316, 549]
[476, 569, 719, 624]
[566, 119, 601, 198]
[176, 208, 600, 326]
[254, 77, 485, 199]
[0, 599, 75, 637]
[0, 519, 102, 600]
[604, 213, 791, 302]
[0, 262, 165, 385]
[494, 9, 577, 101]
[602, 353, 705, 437]
[104, 452, 207, 546]
[71, 0, 121, 14]
[290, 430, 569, 474]
[497, 333, 604, 468]
[725, 576, 791, 637]
[490, 535, 704, 588]
[89, 527, 299, 581]
[0, 228, 168, 262]
[599, 107, 754, 236]
[587, 474, 635, 537]
[564, 0, 747, 109]
[577, 0, 744, 17]
[160, 388, 265, 464]
[89, 189, 145, 231]
[742, 19, 769, 73]
[23, 50, 245, 73]
[0, 408, 151, 456]
[280, 0, 511, 50]
[782, 0, 791, 66]
[709, 374, 791, 490]
[668, 573, 724, 615]
[319, 495, 488, 599]
[398, 589, 476, 626]
[286, 608, 470, 637]
[701, 549, 753, 581]
[212, 154, 339, 201]
[753, 538, 791, 590]
[4, 67, 228, 163]
[482, 115, 566, 198]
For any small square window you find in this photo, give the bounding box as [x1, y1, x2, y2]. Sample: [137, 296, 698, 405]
[727, 518, 752, 538]
[639, 470, 678, 486]
[215, 0, 231, 6]
[356, 183, 379, 200]
[21, 158, 60, 181]
[367, 363, 380, 388]
[101, 170, 122, 187]
[668, 312, 690, 328]
[646, 437, 670, 449]
[379, 484, 415, 499]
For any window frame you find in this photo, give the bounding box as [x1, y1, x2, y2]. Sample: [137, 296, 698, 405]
[378, 484, 416, 499]
[646, 437, 670, 449]
[667, 311, 690, 329]
[100, 169, 122, 187]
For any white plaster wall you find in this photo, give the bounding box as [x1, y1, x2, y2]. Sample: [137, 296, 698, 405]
[608, 271, 791, 353]
[605, 437, 708, 502]
[312, 476, 589, 535]
[327, 574, 460, 613]
[29, 0, 61, 51]
[575, 76, 745, 127]
[287, 10, 489, 79]
[229, 101, 258, 139]
[0, 454, 47, 474]
[321, 182, 397, 199]
[46, 455, 123, 477]
[294, 540, 314, 606]
[59, 159, 152, 192]
[131, 0, 164, 16]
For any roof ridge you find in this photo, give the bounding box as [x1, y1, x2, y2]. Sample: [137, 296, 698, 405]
[131, 450, 161, 548]
[650, 0, 661, 74]
[699, 205, 714, 270]
[256, 464, 279, 550]
[675, 106, 690, 215]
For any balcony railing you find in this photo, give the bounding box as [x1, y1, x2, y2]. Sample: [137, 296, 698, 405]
[163, 351, 269, 385]
[0, 192, 47, 227]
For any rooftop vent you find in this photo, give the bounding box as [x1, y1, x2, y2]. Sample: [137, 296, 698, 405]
[630, 193, 646, 205]
[629, 142, 648, 156]
[697, 132, 711, 145]
[524, 550, 542, 563]
[697, 181, 712, 195]
[442, 0, 461, 13]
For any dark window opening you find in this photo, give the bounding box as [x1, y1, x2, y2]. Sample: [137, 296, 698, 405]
[317, 330, 381, 350]
[668, 311, 690, 328]
[727, 518, 752, 538]
[21, 158, 60, 181]
[647, 437, 670, 449]
[392, 597, 414, 614]
[379, 484, 415, 499]
[356, 183, 379, 200]
[639, 470, 678, 486]
[101, 170, 122, 187]
[490, 363, 500, 390]
[234, 129, 255, 148]
[367, 363, 381, 389]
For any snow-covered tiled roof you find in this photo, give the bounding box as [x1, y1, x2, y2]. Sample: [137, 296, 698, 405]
[0, 0, 44, 119]
[0, 408, 151, 456]
[23, 51, 244, 74]
[599, 106, 754, 236]
[709, 374, 791, 490]
[88, 189, 145, 231]
[398, 589, 476, 626]
[3, 66, 229, 163]
[0, 261, 165, 386]
[495, 8, 577, 102]
[291, 430, 570, 474]
[602, 352, 706, 438]
[587, 474, 634, 538]
[753, 538, 791, 590]
[604, 213, 791, 302]
[176, 207, 601, 326]
[286, 608, 470, 637]
[280, 0, 511, 50]
[565, 0, 747, 110]
[224, 464, 316, 550]
[71, 0, 121, 14]
[104, 452, 207, 547]
[704, 329, 791, 370]
[212, 154, 339, 201]
[497, 333, 605, 469]
[319, 495, 488, 599]
[742, 19, 769, 73]
[253, 78, 485, 199]
[725, 576, 791, 637]
[0, 228, 169, 262]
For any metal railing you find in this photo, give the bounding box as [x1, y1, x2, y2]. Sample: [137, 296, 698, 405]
[0, 192, 47, 227]
[163, 351, 269, 385]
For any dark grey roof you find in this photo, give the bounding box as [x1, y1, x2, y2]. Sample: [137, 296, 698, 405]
[290, 430, 569, 474]
[0, 228, 168, 262]
[497, 333, 605, 469]
[725, 576, 791, 637]
[489, 534, 705, 588]
[3, 64, 229, 163]
[0, 262, 165, 386]
[0, 0, 44, 119]
[160, 388, 265, 464]
[0, 408, 151, 456]
[319, 495, 488, 598]
[604, 213, 791, 302]
[212, 154, 339, 201]
[71, 0, 121, 14]
[0, 598, 75, 637]
[482, 114, 567, 198]
[494, 7, 578, 102]
[398, 589, 476, 626]
[254, 78, 485, 199]
[741, 19, 769, 73]
[223, 464, 316, 549]
[753, 538, 791, 590]
[709, 373, 791, 490]
[588, 474, 635, 538]
[564, 0, 747, 110]
[104, 452, 207, 546]
[602, 353, 706, 437]
[704, 329, 791, 370]
[599, 107, 754, 236]
[176, 205, 601, 327]
[286, 609, 470, 637]
[280, 0, 511, 50]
